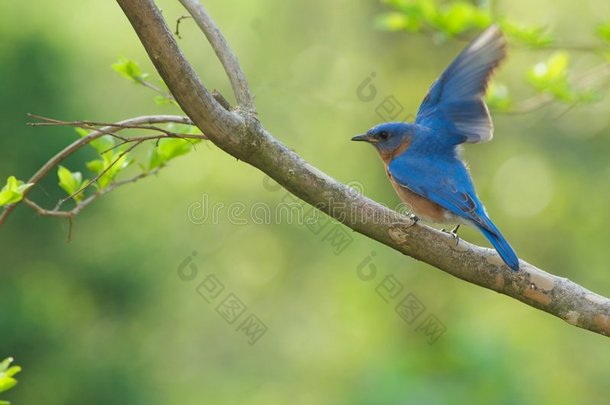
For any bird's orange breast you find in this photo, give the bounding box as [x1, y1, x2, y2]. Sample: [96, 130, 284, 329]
[386, 168, 454, 224]
[376, 138, 456, 223]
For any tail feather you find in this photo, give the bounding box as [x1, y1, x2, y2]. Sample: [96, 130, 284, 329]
[475, 224, 519, 271]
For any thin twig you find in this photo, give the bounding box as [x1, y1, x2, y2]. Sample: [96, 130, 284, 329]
[137, 78, 177, 104]
[175, 15, 192, 39]
[23, 168, 160, 241]
[28, 114, 194, 137]
[58, 140, 143, 205]
[212, 89, 232, 111]
[178, 0, 255, 112]
[0, 115, 194, 227]
[102, 132, 207, 155]
[23, 199, 72, 218]
[29, 114, 207, 154]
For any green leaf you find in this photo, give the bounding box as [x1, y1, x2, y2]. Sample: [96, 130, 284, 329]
[377, 0, 438, 32]
[147, 137, 201, 171]
[0, 378, 16, 394]
[166, 123, 203, 136]
[0, 176, 33, 207]
[502, 20, 554, 48]
[111, 57, 148, 83]
[158, 138, 194, 160]
[0, 357, 21, 397]
[74, 127, 88, 137]
[545, 52, 569, 80]
[86, 159, 104, 175]
[147, 148, 164, 171]
[86, 150, 134, 189]
[153, 95, 173, 105]
[525, 52, 598, 105]
[2, 367, 20, 380]
[433, 1, 490, 36]
[375, 12, 419, 31]
[57, 166, 84, 202]
[530, 52, 570, 97]
[527, 52, 564, 86]
[75, 128, 115, 155]
[0, 359, 12, 374]
[596, 20, 610, 43]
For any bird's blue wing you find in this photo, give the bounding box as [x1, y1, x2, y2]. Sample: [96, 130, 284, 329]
[389, 156, 493, 231]
[389, 155, 519, 271]
[415, 25, 506, 144]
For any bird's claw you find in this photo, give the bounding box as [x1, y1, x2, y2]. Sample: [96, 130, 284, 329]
[408, 214, 419, 227]
[442, 224, 461, 246]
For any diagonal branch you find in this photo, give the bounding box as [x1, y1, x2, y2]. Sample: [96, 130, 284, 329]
[178, 0, 256, 112]
[116, 0, 608, 338]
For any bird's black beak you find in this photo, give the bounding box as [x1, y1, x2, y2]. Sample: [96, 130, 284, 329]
[351, 133, 371, 142]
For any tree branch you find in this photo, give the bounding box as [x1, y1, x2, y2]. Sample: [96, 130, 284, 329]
[178, 0, 256, 112]
[22, 168, 159, 241]
[0, 115, 193, 227]
[117, 0, 610, 338]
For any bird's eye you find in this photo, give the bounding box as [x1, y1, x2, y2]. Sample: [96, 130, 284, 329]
[378, 131, 389, 140]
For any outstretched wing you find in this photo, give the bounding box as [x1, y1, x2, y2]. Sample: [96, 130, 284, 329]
[415, 25, 506, 144]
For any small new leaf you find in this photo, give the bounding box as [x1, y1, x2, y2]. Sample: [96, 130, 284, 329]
[0, 357, 21, 401]
[153, 95, 174, 105]
[112, 57, 148, 84]
[148, 137, 201, 171]
[57, 166, 84, 202]
[596, 20, 610, 43]
[526, 52, 598, 104]
[166, 123, 203, 136]
[527, 52, 574, 102]
[433, 1, 490, 36]
[0, 176, 33, 207]
[378, 0, 490, 37]
[375, 12, 420, 32]
[86, 150, 134, 189]
[502, 21, 554, 48]
[75, 128, 115, 155]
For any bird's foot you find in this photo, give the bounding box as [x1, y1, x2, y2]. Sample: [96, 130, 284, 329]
[441, 224, 461, 246]
[408, 214, 419, 228]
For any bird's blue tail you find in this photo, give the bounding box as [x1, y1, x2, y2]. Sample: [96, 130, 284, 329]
[475, 223, 519, 271]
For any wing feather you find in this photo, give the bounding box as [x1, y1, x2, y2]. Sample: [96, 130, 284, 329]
[415, 25, 506, 144]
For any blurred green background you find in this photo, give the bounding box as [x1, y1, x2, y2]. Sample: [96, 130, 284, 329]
[1, 0, 609, 403]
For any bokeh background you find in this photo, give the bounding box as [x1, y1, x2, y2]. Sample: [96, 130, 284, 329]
[1, 0, 609, 403]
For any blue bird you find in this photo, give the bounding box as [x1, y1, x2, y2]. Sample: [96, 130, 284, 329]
[352, 25, 519, 271]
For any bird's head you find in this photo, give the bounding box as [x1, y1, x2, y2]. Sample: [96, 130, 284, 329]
[351, 122, 413, 161]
